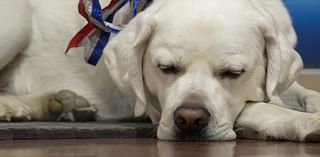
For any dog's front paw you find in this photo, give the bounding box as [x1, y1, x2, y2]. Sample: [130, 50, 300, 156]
[48, 90, 97, 121]
[0, 96, 31, 121]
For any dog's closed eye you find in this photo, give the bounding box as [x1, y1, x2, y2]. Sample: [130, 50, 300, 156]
[158, 64, 180, 74]
[218, 69, 245, 79]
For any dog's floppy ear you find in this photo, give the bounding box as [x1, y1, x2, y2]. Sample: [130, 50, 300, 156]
[104, 13, 154, 117]
[260, 6, 303, 105]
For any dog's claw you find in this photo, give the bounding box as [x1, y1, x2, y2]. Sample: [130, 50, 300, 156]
[72, 106, 97, 121]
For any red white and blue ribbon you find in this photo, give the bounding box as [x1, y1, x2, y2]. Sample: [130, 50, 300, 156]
[66, 0, 151, 65]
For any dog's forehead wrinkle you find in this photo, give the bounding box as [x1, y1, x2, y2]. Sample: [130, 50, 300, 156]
[217, 54, 250, 69]
[150, 48, 186, 67]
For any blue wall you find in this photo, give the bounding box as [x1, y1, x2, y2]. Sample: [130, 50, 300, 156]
[284, 0, 320, 68]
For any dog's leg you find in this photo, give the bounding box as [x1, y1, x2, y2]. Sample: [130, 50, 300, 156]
[0, 90, 97, 121]
[234, 102, 320, 142]
[0, 0, 32, 70]
[280, 81, 320, 112]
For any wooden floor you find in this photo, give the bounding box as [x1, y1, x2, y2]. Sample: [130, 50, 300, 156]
[0, 139, 319, 157]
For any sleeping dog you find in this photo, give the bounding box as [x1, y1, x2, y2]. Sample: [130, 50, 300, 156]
[1, 0, 320, 142]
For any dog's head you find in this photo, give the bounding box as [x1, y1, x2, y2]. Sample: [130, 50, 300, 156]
[104, 0, 302, 140]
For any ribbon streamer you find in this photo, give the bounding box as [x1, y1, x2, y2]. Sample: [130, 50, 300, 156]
[66, 0, 150, 65]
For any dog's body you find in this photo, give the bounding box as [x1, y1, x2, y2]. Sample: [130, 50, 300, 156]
[0, 0, 136, 121]
[1, 0, 320, 142]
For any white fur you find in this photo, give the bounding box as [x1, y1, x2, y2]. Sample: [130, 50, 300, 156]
[0, 0, 320, 142]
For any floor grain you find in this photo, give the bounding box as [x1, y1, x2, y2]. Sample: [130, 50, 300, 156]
[0, 139, 319, 157]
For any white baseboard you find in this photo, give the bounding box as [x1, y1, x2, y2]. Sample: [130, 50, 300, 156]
[301, 69, 320, 75]
[298, 69, 320, 91]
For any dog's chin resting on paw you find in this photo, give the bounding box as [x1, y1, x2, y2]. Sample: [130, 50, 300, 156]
[0, 0, 320, 142]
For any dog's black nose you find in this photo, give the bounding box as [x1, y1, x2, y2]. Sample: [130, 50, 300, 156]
[174, 106, 210, 137]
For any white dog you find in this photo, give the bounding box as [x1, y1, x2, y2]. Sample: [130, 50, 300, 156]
[1, 0, 320, 142]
